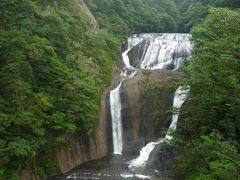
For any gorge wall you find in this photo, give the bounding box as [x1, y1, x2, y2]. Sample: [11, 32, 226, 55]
[121, 70, 184, 154]
[53, 88, 110, 174]
[20, 88, 110, 180]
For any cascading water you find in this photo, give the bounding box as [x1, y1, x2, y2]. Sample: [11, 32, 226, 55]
[165, 86, 190, 141]
[110, 38, 142, 154]
[129, 33, 192, 70]
[110, 33, 192, 155]
[110, 82, 123, 154]
[129, 86, 190, 169]
[127, 34, 192, 170]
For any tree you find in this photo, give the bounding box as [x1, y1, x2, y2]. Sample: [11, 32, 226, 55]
[173, 8, 240, 179]
[173, 132, 240, 179]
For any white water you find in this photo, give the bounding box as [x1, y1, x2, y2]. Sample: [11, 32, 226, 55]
[110, 33, 192, 155]
[127, 33, 192, 169]
[121, 173, 151, 179]
[129, 86, 190, 169]
[67, 172, 151, 179]
[129, 33, 192, 70]
[122, 49, 133, 68]
[110, 38, 141, 154]
[165, 86, 190, 140]
[110, 82, 124, 154]
[128, 139, 164, 169]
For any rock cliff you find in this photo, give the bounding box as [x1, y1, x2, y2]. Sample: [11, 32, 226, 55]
[54, 88, 110, 174]
[120, 70, 184, 154]
[75, 0, 99, 31]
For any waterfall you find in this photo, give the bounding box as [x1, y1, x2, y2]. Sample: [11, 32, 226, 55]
[110, 38, 142, 154]
[110, 82, 123, 154]
[127, 33, 192, 169]
[128, 139, 164, 169]
[110, 33, 192, 155]
[129, 86, 190, 168]
[129, 33, 192, 70]
[165, 86, 190, 140]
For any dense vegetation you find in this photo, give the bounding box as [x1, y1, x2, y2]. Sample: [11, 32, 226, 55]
[0, 0, 121, 179]
[172, 8, 240, 179]
[174, 0, 240, 32]
[86, 0, 180, 38]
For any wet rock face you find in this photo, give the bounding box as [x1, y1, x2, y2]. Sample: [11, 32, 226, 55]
[120, 70, 184, 154]
[20, 88, 111, 180]
[19, 166, 37, 180]
[121, 77, 143, 153]
[145, 144, 177, 178]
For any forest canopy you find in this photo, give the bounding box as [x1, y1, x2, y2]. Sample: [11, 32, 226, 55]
[172, 7, 240, 179]
[174, 0, 240, 31]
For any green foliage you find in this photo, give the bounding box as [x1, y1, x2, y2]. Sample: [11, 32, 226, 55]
[86, 0, 180, 35]
[0, 0, 120, 178]
[174, 0, 240, 32]
[173, 132, 240, 179]
[182, 8, 240, 140]
[172, 8, 240, 179]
